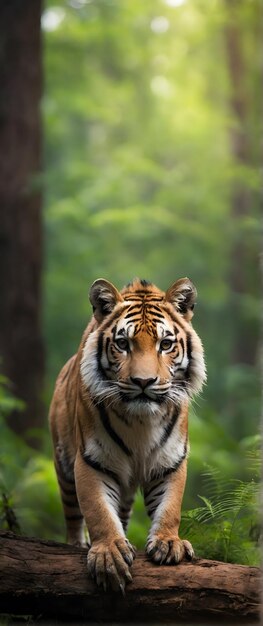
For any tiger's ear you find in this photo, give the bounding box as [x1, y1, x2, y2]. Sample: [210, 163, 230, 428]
[165, 277, 197, 321]
[89, 279, 123, 323]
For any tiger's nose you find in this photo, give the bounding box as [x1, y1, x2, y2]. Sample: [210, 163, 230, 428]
[130, 377, 157, 389]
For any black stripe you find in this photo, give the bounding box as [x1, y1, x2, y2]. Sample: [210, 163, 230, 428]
[83, 453, 121, 485]
[102, 308, 125, 331]
[163, 330, 174, 338]
[160, 407, 180, 446]
[123, 296, 142, 301]
[149, 305, 163, 312]
[120, 506, 134, 515]
[145, 489, 165, 508]
[122, 498, 134, 506]
[124, 318, 142, 325]
[105, 336, 110, 353]
[62, 497, 79, 508]
[105, 336, 116, 366]
[186, 332, 192, 357]
[162, 448, 187, 478]
[179, 337, 185, 351]
[146, 297, 164, 301]
[57, 471, 75, 486]
[133, 290, 160, 296]
[55, 462, 75, 485]
[150, 443, 187, 481]
[126, 304, 142, 312]
[103, 480, 119, 498]
[120, 519, 130, 529]
[125, 311, 142, 319]
[98, 403, 132, 457]
[183, 333, 192, 381]
[186, 333, 192, 363]
[144, 479, 163, 499]
[148, 311, 164, 319]
[125, 317, 142, 325]
[97, 332, 107, 378]
[65, 514, 83, 521]
[107, 493, 119, 507]
[147, 504, 159, 518]
[111, 325, 117, 338]
[117, 327, 126, 337]
[59, 482, 76, 496]
[161, 305, 186, 329]
[103, 483, 120, 506]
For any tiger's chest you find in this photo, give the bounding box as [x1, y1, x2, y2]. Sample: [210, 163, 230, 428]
[84, 403, 187, 487]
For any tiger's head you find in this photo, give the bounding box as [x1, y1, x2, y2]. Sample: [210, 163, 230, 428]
[81, 278, 206, 417]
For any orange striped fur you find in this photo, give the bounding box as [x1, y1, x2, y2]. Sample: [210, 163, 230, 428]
[49, 277, 206, 591]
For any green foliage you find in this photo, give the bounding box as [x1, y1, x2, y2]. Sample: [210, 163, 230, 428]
[127, 437, 261, 562]
[0, 378, 63, 541]
[0, 374, 25, 418]
[14, 456, 65, 542]
[42, 0, 261, 448]
[128, 490, 151, 549]
[0, 493, 21, 535]
[2, 0, 261, 564]
[181, 440, 261, 565]
[0, 376, 28, 495]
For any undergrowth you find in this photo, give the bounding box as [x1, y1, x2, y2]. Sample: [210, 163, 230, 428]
[180, 441, 261, 566]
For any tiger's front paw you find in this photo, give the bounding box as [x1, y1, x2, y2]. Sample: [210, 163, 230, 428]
[87, 537, 136, 593]
[146, 535, 194, 565]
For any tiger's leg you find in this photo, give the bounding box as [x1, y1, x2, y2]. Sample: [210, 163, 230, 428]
[144, 459, 194, 564]
[119, 488, 135, 533]
[74, 449, 135, 592]
[54, 451, 85, 546]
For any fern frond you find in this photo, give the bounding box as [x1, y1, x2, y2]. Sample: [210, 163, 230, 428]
[197, 495, 215, 518]
[201, 465, 229, 497]
[181, 453, 261, 566]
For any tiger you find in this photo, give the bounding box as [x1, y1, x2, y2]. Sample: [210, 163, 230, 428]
[49, 277, 206, 593]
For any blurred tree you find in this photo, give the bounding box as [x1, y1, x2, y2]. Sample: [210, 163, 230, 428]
[42, 0, 261, 449]
[222, 0, 261, 439]
[225, 0, 259, 366]
[0, 0, 44, 447]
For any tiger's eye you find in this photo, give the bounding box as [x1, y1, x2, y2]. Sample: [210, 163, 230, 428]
[116, 338, 129, 351]
[160, 339, 173, 351]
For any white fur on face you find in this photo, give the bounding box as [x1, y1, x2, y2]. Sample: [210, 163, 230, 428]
[80, 311, 206, 410]
[79, 304, 205, 495]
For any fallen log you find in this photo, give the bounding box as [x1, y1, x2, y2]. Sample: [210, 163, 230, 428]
[0, 531, 261, 623]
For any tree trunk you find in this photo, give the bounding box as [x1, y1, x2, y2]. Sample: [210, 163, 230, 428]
[224, 0, 259, 366]
[0, 531, 260, 623]
[0, 1, 44, 447]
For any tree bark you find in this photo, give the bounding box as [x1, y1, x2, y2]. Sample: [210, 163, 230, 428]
[0, 1, 44, 447]
[0, 531, 260, 623]
[224, 0, 259, 366]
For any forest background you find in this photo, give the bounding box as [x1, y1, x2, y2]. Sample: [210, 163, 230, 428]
[0, 0, 261, 567]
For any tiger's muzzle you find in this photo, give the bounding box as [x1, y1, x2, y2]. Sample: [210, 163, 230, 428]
[118, 376, 171, 404]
